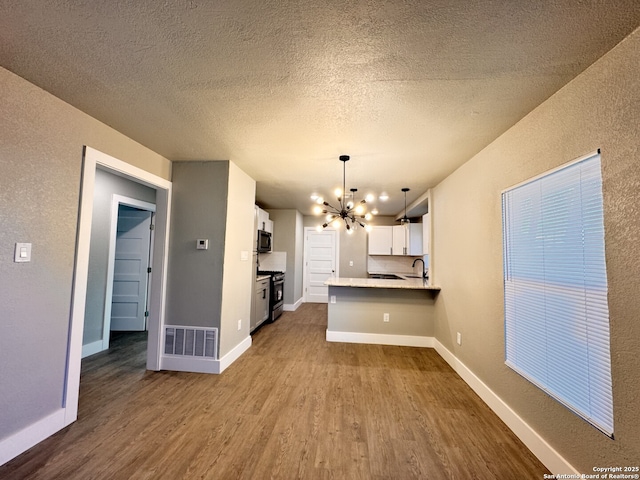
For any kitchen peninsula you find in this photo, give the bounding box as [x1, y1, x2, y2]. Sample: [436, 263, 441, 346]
[325, 276, 440, 347]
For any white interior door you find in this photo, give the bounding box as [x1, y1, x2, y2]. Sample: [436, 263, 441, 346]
[110, 206, 153, 331]
[304, 228, 338, 303]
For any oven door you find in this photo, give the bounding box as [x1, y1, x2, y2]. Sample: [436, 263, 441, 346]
[271, 276, 284, 321]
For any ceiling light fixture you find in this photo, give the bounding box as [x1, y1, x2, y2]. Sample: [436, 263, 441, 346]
[314, 155, 373, 234]
[400, 187, 410, 225]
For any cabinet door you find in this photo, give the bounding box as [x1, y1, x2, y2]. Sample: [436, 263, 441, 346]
[392, 225, 406, 255]
[368, 226, 393, 255]
[407, 224, 424, 255]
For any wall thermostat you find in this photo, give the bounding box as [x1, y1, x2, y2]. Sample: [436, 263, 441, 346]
[196, 239, 209, 250]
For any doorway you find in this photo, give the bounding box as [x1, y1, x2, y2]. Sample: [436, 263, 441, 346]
[65, 146, 171, 426]
[303, 227, 339, 303]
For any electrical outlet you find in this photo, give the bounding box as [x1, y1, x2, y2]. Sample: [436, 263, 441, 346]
[238, 319, 242, 331]
[383, 313, 390, 322]
[456, 332, 462, 345]
[330, 295, 336, 304]
[349, 260, 353, 267]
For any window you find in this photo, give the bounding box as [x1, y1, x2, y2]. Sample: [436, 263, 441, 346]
[502, 151, 613, 436]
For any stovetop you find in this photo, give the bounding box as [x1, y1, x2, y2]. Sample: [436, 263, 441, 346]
[257, 270, 284, 275]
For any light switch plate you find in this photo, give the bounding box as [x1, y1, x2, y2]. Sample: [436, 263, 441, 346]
[240, 250, 249, 261]
[14, 243, 32, 263]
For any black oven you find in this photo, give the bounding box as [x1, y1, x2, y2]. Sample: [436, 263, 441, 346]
[257, 270, 284, 322]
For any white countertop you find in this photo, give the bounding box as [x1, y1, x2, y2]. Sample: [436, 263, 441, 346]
[256, 274, 271, 282]
[325, 276, 440, 291]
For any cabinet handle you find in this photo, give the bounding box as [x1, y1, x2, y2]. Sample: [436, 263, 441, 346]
[262, 289, 266, 299]
[390, 247, 392, 255]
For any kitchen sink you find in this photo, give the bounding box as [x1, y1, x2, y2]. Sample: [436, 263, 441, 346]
[368, 273, 404, 280]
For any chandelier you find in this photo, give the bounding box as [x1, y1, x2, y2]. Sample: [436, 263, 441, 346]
[312, 155, 373, 234]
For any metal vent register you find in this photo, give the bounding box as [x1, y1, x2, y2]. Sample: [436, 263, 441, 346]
[164, 326, 218, 359]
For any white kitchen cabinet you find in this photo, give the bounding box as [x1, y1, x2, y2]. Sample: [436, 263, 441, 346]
[392, 224, 423, 256]
[368, 226, 393, 255]
[256, 207, 273, 233]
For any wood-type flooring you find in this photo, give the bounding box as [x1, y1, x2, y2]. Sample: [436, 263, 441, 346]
[1, 303, 549, 479]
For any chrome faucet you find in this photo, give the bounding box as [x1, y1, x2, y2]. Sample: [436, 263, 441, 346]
[412, 258, 427, 279]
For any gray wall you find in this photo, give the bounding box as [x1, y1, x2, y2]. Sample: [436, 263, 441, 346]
[166, 161, 229, 329]
[431, 28, 640, 471]
[0, 66, 170, 440]
[165, 161, 256, 357]
[83, 168, 156, 345]
[267, 209, 304, 305]
[328, 286, 436, 337]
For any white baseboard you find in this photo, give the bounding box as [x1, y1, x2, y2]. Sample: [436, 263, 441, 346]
[0, 409, 67, 467]
[81, 340, 104, 358]
[160, 335, 252, 375]
[433, 340, 578, 475]
[284, 297, 304, 312]
[218, 336, 252, 373]
[326, 330, 434, 348]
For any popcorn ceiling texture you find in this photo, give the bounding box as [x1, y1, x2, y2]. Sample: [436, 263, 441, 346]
[1, 0, 639, 215]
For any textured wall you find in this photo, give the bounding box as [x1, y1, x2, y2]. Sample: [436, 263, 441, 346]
[165, 162, 228, 330]
[431, 28, 640, 471]
[83, 169, 156, 345]
[0, 66, 170, 440]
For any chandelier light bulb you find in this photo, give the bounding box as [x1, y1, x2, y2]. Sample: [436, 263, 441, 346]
[315, 225, 323, 232]
[332, 218, 341, 228]
[372, 208, 379, 215]
[347, 228, 354, 235]
[355, 204, 364, 215]
[334, 188, 342, 198]
[347, 201, 354, 209]
[364, 212, 372, 220]
[365, 224, 373, 232]
[316, 197, 324, 204]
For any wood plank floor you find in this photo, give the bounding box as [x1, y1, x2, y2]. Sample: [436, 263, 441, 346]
[1, 304, 549, 479]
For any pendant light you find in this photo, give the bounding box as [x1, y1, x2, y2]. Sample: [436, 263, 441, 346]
[400, 187, 410, 225]
[312, 155, 373, 233]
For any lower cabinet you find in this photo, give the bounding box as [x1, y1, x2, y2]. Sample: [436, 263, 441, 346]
[251, 277, 270, 332]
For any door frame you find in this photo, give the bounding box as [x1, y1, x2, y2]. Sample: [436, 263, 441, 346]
[66, 146, 171, 425]
[102, 195, 156, 348]
[302, 227, 339, 303]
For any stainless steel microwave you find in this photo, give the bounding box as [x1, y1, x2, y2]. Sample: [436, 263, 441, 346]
[257, 229, 272, 253]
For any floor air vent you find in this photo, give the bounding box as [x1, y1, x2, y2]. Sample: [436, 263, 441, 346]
[164, 326, 217, 359]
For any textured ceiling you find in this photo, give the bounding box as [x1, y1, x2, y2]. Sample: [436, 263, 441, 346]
[1, 1, 639, 216]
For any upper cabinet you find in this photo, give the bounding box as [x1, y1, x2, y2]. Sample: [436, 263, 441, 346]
[392, 224, 423, 256]
[256, 207, 273, 233]
[368, 224, 423, 255]
[368, 226, 393, 255]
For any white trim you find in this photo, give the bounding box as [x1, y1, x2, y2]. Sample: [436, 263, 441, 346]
[101, 194, 157, 351]
[502, 149, 600, 193]
[284, 297, 304, 311]
[66, 146, 172, 428]
[160, 356, 221, 374]
[433, 340, 578, 476]
[160, 336, 252, 374]
[326, 330, 434, 348]
[218, 336, 252, 373]
[0, 409, 66, 466]
[81, 340, 103, 359]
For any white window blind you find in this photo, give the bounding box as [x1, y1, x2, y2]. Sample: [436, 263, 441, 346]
[502, 151, 613, 436]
